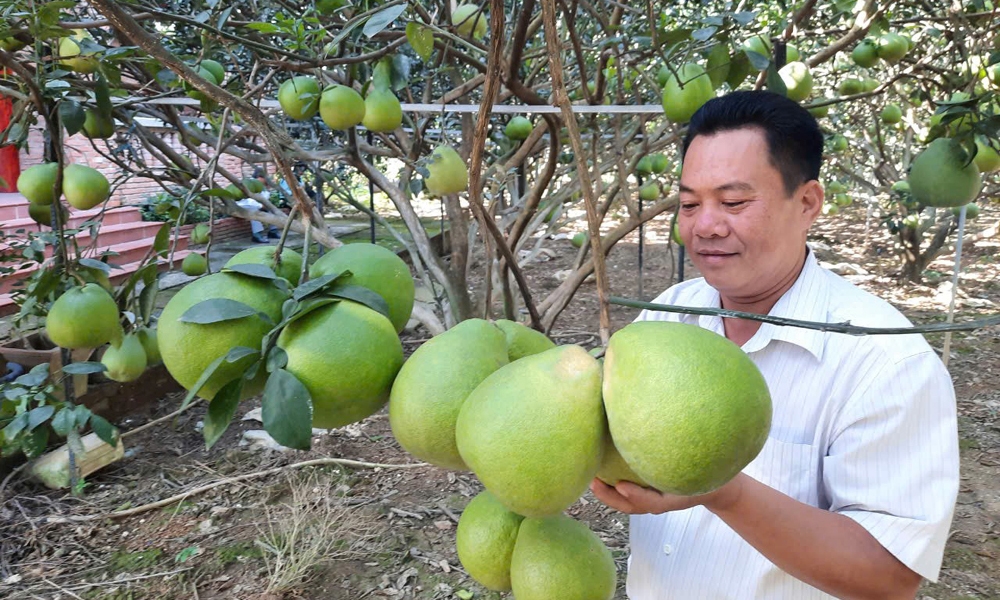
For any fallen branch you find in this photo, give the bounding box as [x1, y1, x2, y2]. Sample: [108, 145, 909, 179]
[43, 457, 429, 524]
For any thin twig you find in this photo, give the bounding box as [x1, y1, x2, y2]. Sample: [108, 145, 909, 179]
[43, 458, 429, 524]
[609, 296, 1000, 335]
[120, 398, 203, 439]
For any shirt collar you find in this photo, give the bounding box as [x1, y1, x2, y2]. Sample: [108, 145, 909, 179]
[696, 247, 829, 361]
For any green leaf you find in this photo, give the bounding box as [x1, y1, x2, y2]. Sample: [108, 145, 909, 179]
[217, 5, 234, 29]
[284, 297, 337, 327]
[78, 257, 111, 273]
[61, 361, 107, 375]
[406, 22, 434, 61]
[153, 222, 171, 256]
[327, 284, 390, 321]
[745, 50, 770, 71]
[139, 279, 159, 325]
[266, 346, 288, 373]
[226, 346, 259, 363]
[223, 263, 278, 280]
[765, 63, 787, 96]
[179, 298, 259, 324]
[244, 22, 281, 33]
[95, 72, 113, 118]
[291, 271, 346, 300]
[203, 378, 242, 449]
[27, 405, 55, 430]
[175, 546, 201, 563]
[733, 11, 757, 26]
[363, 4, 406, 38]
[16, 364, 50, 388]
[262, 369, 313, 450]
[51, 407, 75, 437]
[60, 99, 86, 136]
[455, 590, 474, 600]
[21, 426, 49, 458]
[90, 414, 118, 447]
[2, 413, 29, 440]
[692, 26, 717, 42]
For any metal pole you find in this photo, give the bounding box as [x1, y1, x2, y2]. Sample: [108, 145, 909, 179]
[636, 174, 644, 299]
[367, 131, 376, 244]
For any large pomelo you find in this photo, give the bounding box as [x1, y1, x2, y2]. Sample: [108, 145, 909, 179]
[908, 138, 982, 208]
[456, 490, 524, 591]
[136, 326, 161, 365]
[320, 85, 365, 130]
[58, 30, 99, 73]
[778, 61, 812, 102]
[452, 4, 488, 39]
[595, 435, 648, 487]
[974, 137, 1000, 173]
[455, 345, 605, 517]
[602, 321, 772, 496]
[17, 163, 59, 206]
[277, 76, 321, 121]
[309, 242, 414, 333]
[493, 319, 555, 362]
[63, 165, 110, 210]
[362, 87, 402, 132]
[660, 63, 714, 124]
[45, 284, 122, 349]
[225, 246, 303, 285]
[100, 333, 147, 382]
[389, 319, 508, 470]
[278, 300, 403, 429]
[510, 514, 616, 600]
[424, 145, 469, 197]
[157, 272, 288, 400]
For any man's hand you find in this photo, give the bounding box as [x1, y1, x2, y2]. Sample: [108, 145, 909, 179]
[589, 475, 745, 515]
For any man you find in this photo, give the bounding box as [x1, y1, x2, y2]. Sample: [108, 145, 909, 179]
[591, 91, 959, 599]
[235, 168, 280, 243]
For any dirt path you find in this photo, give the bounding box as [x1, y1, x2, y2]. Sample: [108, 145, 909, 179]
[1, 207, 998, 599]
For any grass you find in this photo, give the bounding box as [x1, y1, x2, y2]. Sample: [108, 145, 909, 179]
[109, 548, 163, 573]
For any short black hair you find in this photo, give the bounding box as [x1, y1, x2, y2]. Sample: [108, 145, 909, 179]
[252, 166, 266, 179]
[682, 91, 824, 195]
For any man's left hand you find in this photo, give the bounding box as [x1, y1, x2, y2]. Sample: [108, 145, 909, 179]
[589, 475, 744, 515]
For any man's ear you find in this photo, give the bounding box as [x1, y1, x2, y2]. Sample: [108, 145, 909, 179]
[800, 180, 824, 222]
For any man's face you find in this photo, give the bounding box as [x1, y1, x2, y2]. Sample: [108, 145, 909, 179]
[677, 127, 822, 303]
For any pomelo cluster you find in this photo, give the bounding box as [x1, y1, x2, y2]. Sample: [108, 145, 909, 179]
[387, 318, 773, 597]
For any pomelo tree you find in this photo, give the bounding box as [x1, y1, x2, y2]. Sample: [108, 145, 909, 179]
[1, 0, 998, 458]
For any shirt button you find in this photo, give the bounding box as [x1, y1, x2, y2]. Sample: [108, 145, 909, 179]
[663, 544, 673, 555]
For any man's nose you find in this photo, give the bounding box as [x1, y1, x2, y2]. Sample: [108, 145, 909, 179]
[692, 204, 729, 239]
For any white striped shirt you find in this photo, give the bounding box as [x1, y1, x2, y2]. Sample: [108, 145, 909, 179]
[626, 247, 959, 599]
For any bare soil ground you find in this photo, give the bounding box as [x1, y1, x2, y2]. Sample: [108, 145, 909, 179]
[1, 203, 998, 600]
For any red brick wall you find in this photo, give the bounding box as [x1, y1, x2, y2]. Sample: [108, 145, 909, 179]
[20, 118, 275, 210]
[178, 217, 250, 243]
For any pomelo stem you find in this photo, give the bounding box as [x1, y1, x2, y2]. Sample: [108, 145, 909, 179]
[941, 204, 967, 369]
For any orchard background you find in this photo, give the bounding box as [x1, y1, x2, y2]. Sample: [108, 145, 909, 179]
[1, 0, 999, 598]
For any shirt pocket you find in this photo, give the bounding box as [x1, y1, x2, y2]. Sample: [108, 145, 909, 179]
[743, 436, 819, 506]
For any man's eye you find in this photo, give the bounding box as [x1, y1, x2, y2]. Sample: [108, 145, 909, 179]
[680, 203, 697, 210]
[722, 201, 747, 208]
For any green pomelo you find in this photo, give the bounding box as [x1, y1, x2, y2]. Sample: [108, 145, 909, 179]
[278, 300, 404, 429]
[278, 76, 321, 121]
[63, 164, 110, 210]
[952, 203, 980, 220]
[136, 326, 161, 365]
[672, 221, 683, 246]
[877, 32, 909, 63]
[785, 44, 800, 62]
[225, 246, 303, 285]
[881, 104, 903, 124]
[571, 232, 587, 248]
[505, 116, 533, 141]
[832, 193, 852, 207]
[596, 435, 648, 487]
[309, 242, 415, 333]
[778, 61, 813, 102]
[661, 63, 714, 124]
[974, 137, 1000, 173]
[838, 78, 864, 96]
[362, 87, 403, 133]
[908, 138, 982, 208]
[807, 101, 830, 118]
[455, 345, 605, 518]
[741, 35, 771, 61]
[634, 155, 653, 176]
[101, 333, 147, 382]
[649, 153, 670, 174]
[861, 77, 879, 93]
[45, 284, 122, 350]
[493, 319, 555, 362]
[424, 145, 469, 197]
[17, 163, 59, 206]
[892, 180, 910, 194]
[453, 4, 488, 39]
[510, 515, 616, 600]
[242, 178, 264, 194]
[181, 253, 207, 276]
[320, 85, 366, 130]
[58, 30, 98, 73]
[456, 490, 525, 591]
[82, 110, 114, 139]
[185, 66, 219, 102]
[200, 59, 225, 85]
[639, 183, 659, 202]
[828, 134, 848, 153]
[157, 272, 288, 400]
[190, 223, 210, 245]
[602, 321, 772, 496]
[28, 201, 67, 227]
[851, 39, 879, 68]
[389, 319, 508, 470]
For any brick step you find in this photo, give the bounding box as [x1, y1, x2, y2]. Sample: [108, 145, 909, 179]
[0, 248, 204, 317]
[1, 233, 192, 295]
[2, 205, 142, 236]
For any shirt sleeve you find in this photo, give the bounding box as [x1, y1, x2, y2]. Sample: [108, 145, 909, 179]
[823, 349, 959, 582]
